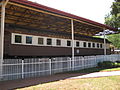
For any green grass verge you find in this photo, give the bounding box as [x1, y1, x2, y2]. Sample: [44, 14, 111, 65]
[101, 67, 120, 72]
[65, 67, 120, 74]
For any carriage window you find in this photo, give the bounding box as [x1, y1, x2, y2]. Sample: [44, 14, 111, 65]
[88, 43, 91, 48]
[38, 38, 44, 45]
[83, 42, 86, 47]
[76, 41, 80, 47]
[47, 38, 52, 45]
[56, 39, 61, 46]
[97, 43, 99, 48]
[15, 35, 22, 43]
[67, 40, 71, 46]
[92, 43, 95, 48]
[100, 44, 102, 48]
[26, 36, 32, 44]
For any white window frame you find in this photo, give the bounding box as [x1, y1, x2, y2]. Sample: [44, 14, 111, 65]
[11, 33, 23, 45]
[46, 38, 52, 46]
[56, 39, 61, 46]
[37, 37, 44, 46]
[75, 40, 80, 47]
[67, 40, 72, 47]
[25, 35, 33, 45]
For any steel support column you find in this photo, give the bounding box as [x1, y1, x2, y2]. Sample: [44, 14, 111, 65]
[103, 30, 106, 55]
[71, 19, 75, 70]
[0, 0, 9, 78]
[103, 29, 107, 61]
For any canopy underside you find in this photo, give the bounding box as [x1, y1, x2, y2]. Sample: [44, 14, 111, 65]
[0, 1, 117, 36]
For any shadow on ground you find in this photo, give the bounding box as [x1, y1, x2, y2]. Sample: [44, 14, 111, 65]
[0, 73, 88, 90]
[0, 67, 114, 90]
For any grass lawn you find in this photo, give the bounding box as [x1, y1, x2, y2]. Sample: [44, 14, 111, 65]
[101, 67, 120, 72]
[17, 67, 120, 90]
[66, 67, 120, 74]
[17, 75, 120, 90]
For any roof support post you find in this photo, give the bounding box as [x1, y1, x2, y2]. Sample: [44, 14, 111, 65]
[0, 0, 9, 79]
[71, 19, 75, 70]
[103, 29, 107, 61]
[103, 30, 107, 56]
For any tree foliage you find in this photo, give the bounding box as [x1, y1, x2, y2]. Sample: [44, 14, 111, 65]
[105, 0, 120, 48]
[107, 34, 120, 49]
[104, 0, 120, 29]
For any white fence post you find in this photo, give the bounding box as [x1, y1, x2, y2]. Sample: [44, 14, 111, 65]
[118, 54, 120, 61]
[0, 60, 3, 80]
[22, 60, 24, 79]
[82, 57, 84, 69]
[69, 57, 72, 71]
[95, 56, 97, 67]
[49, 59, 52, 75]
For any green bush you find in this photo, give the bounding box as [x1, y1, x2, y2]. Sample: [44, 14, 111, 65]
[98, 61, 120, 68]
[114, 62, 120, 67]
[115, 61, 120, 63]
[97, 61, 115, 68]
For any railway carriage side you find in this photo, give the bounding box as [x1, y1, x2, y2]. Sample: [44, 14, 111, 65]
[4, 28, 111, 58]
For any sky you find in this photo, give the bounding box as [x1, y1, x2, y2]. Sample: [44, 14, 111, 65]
[30, 0, 114, 24]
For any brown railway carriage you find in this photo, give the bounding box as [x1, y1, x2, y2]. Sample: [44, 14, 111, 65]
[0, 0, 117, 59]
[4, 24, 111, 58]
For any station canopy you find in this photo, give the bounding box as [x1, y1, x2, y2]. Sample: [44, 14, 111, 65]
[0, 0, 117, 36]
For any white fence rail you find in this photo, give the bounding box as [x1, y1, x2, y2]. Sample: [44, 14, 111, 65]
[0, 54, 120, 81]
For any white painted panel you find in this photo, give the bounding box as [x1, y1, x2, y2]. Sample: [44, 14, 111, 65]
[22, 34, 26, 45]
[11, 33, 14, 44]
[80, 41, 83, 48]
[11, 33, 105, 49]
[33, 36, 38, 45]
[61, 39, 67, 47]
[52, 38, 56, 46]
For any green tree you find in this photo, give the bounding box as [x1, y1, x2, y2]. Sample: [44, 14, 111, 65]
[105, 0, 120, 49]
[107, 34, 120, 49]
[104, 0, 120, 29]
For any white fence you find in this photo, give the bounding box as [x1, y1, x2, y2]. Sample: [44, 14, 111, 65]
[0, 54, 120, 81]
